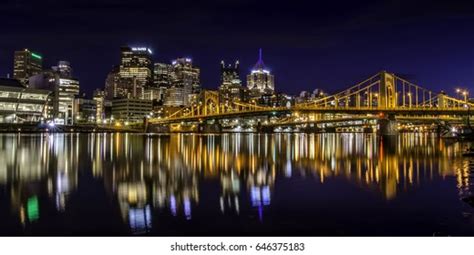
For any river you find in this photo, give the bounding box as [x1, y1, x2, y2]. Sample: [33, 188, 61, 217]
[0, 133, 473, 235]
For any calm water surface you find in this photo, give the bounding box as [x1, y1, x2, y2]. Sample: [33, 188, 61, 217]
[0, 133, 473, 236]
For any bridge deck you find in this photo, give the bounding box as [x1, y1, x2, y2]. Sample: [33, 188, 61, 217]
[150, 106, 472, 125]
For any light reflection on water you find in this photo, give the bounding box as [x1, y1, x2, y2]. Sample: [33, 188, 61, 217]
[0, 133, 473, 235]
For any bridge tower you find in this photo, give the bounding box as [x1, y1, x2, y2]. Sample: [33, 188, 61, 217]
[378, 72, 398, 136]
[202, 90, 220, 115]
[437, 91, 447, 109]
[378, 71, 397, 108]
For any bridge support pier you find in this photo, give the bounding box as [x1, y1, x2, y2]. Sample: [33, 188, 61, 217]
[198, 123, 222, 133]
[147, 124, 170, 133]
[378, 115, 398, 136]
[256, 123, 274, 133]
[261, 126, 275, 133]
[301, 125, 322, 133]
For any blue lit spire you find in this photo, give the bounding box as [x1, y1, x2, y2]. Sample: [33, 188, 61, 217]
[252, 48, 267, 71]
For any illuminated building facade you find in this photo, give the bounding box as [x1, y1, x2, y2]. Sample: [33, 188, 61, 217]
[29, 61, 80, 125]
[13, 49, 43, 86]
[119, 46, 153, 99]
[172, 58, 200, 93]
[104, 65, 122, 99]
[164, 58, 200, 106]
[143, 86, 165, 102]
[0, 78, 50, 123]
[164, 86, 187, 106]
[56, 77, 80, 125]
[111, 98, 153, 122]
[52, 61, 80, 125]
[52, 60, 72, 77]
[295, 89, 326, 104]
[146, 62, 174, 103]
[93, 89, 106, 123]
[218, 60, 247, 102]
[220, 60, 241, 88]
[153, 62, 173, 87]
[73, 97, 97, 123]
[246, 49, 275, 97]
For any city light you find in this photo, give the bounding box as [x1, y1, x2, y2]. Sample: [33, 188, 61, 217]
[455, 88, 469, 102]
[4, 0, 474, 249]
[31, 52, 42, 59]
[131, 47, 152, 54]
[27, 196, 39, 221]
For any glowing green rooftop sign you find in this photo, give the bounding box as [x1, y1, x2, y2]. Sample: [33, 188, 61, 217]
[31, 53, 42, 60]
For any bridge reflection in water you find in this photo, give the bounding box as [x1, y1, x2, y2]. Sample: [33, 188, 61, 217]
[0, 133, 472, 235]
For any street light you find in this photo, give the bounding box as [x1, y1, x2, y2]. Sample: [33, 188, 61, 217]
[456, 88, 469, 102]
[462, 90, 469, 102]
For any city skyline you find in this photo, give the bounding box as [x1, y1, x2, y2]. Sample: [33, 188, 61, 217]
[2, 0, 474, 243]
[1, 0, 474, 97]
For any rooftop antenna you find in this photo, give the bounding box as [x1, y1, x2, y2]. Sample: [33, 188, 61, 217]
[259, 48, 262, 62]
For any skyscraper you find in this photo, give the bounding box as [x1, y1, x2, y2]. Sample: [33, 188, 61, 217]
[246, 49, 274, 96]
[171, 58, 200, 93]
[52, 61, 73, 77]
[104, 65, 122, 99]
[164, 58, 200, 106]
[119, 46, 153, 99]
[13, 49, 43, 85]
[153, 62, 173, 87]
[29, 61, 80, 125]
[146, 62, 174, 102]
[218, 60, 246, 102]
[93, 89, 106, 123]
[220, 60, 241, 88]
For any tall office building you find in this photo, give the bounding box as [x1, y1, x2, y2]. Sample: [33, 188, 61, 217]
[164, 58, 200, 106]
[29, 61, 80, 125]
[52, 61, 73, 77]
[218, 60, 246, 102]
[104, 65, 122, 99]
[119, 46, 153, 99]
[13, 49, 43, 85]
[171, 57, 200, 93]
[52, 61, 80, 125]
[93, 89, 106, 123]
[246, 49, 274, 96]
[153, 63, 173, 87]
[73, 96, 97, 123]
[145, 62, 174, 102]
[220, 60, 241, 88]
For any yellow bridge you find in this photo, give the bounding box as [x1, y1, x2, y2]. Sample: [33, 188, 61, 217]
[148, 71, 473, 133]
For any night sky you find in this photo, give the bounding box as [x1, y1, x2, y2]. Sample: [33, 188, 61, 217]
[1, 0, 474, 96]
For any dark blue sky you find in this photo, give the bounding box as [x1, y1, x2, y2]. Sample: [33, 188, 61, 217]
[1, 0, 474, 96]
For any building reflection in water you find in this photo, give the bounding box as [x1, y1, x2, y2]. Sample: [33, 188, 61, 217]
[220, 170, 240, 215]
[89, 133, 200, 234]
[0, 132, 466, 233]
[0, 134, 79, 226]
[455, 155, 474, 200]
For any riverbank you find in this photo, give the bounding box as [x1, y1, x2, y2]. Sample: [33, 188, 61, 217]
[0, 123, 142, 133]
